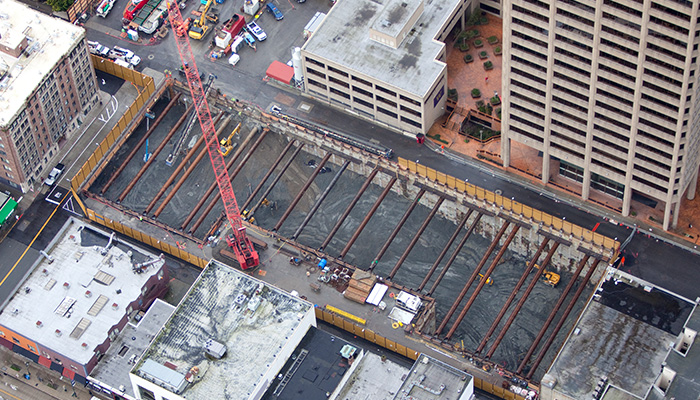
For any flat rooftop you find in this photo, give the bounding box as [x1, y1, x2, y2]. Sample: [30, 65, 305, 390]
[646, 304, 700, 400]
[133, 259, 313, 399]
[396, 354, 472, 399]
[332, 352, 409, 400]
[544, 274, 693, 399]
[0, 217, 166, 365]
[89, 299, 175, 399]
[303, 0, 460, 97]
[0, 0, 85, 126]
[263, 327, 366, 400]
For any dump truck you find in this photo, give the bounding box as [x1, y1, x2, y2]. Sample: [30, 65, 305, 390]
[213, 13, 245, 50]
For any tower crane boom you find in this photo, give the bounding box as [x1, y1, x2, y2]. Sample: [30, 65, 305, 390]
[166, 1, 259, 269]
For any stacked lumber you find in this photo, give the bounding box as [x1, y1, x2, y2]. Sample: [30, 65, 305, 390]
[343, 269, 376, 304]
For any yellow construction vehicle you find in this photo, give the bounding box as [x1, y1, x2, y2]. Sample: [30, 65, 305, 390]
[477, 273, 493, 285]
[219, 122, 241, 156]
[188, 0, 213, 40]
[527, 262, 560, 287]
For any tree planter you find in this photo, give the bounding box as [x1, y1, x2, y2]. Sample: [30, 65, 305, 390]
[483, 61, 493, 70]
[491, 96, 501, 105]
[460, 43, 470, 52]
[478, 50, 488, 59]
[474, 39, 484, 48]
[464, 54, 474, 63]
[487, 36, 499, 45]
[494, 46, 502, 56]
[471, 88, 481, 98]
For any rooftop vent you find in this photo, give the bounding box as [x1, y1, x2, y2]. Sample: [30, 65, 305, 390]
[63, 282, 70, 289]
[81, 343, 88, 350]
[36, 321, 43, 328]
[112, 303, 119, 310]
[55, 329, 62, 337]
[204, 339, 227, 359]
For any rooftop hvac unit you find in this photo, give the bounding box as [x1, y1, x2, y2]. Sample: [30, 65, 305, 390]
[204, 338, 227, 359]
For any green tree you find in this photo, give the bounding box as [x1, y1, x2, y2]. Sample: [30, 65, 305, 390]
[46, 0, 74, 12]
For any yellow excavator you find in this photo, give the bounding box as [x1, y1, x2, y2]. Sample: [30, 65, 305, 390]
[188, 0, 214, 40]
[219, 122, 241, 156]
[527, 262, 560, 287]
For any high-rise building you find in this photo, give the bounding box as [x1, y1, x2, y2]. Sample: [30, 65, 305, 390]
[500, 0, 700, 229]
[0, 0, 99, 192]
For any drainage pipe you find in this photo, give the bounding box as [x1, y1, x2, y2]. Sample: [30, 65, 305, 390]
[319, 167, 379, 252]
[475, 238, 550, 353]
[189, 128, 270, 234]
[101, 93, 181, 195]
[145, 129, 205, 215]
[484, 242, 561, 359]
[388, 197, 445, 280]
[372, 188, 425, 266]
[445, 224, 520, 340]
[273, 152, 331, 232]
[239, 140, 296, 213]
[180, 126, 259, 231]
[516, 255, 590, 375]
[293, 160, 350, 240]
[246, 144, 304, 221]
[118, 102, 194, 203]
[418, 210, 473, 291]
[435, 221, 510, 336]
[427, 213, 482, 295]
[338, 176, 397, 259]
[151, 114, 227, 218]
[525, 258, 601, 380]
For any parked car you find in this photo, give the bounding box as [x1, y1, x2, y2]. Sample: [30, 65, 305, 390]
[44, 163, 65, 186]
[87, 41, 110, 57]
[247, 21, 267, 41]
[266, 3, 283, 20]
[110, 46, 141, 66]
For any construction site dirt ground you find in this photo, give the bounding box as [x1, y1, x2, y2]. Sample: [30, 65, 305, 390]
[85, 91, 596, 382]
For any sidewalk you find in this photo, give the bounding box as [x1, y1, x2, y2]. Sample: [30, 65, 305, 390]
[422, 137, 700, 256]
[0, 344, 105, 400]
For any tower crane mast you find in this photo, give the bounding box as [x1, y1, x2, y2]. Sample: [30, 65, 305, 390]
[165, 1, 259, 269]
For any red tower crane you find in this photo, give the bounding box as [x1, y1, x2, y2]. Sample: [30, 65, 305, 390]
[165, 1, 259, 269]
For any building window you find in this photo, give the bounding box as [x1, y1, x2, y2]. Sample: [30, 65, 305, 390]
[138, 386, 156, 400]
[327, 65, 348, 77]
[377, 106, 398, 119]
[399, 95, 421, 107]
[354, 97, 373, 109]
[328, 76, 349, 88]
[329, 87, 350, 99]
[12, 338, 19, 344]
[305, 57, 325, 68]
[308, 79, 327, 91]
[401, 116, 422, 129]
[376, 85, 397, 97]
[400, 105, 421, 117]
[376, 95, 397, 108]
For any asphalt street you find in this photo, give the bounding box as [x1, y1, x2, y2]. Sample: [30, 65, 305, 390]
[78, 1, 700, 299]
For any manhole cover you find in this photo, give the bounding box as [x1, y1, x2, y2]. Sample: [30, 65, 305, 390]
[148, 54, 155, 60]
[495, 189, 503, 195]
